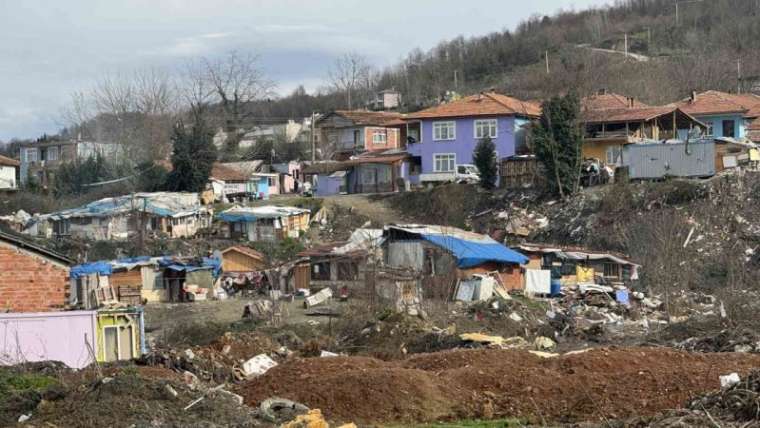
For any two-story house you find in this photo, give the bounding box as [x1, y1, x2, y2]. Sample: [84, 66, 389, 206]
[0, 155, 19, 190]
[18, 139, 120, 187]
[581, 91, 706, 166]
[675, 90, 760, 141]
[403, 92, 541, 185]
[315, 110, 406, 160]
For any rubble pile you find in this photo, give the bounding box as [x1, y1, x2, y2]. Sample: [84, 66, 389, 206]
[16, 367, 257, 428]
[140, 331, 283, 383]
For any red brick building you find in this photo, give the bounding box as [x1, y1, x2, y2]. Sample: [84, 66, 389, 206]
[0, 231, 72, 312]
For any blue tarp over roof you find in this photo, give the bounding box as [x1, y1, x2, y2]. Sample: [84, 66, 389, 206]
[422, 234, 528, 268]
[217, 212, 257, 222]
[158, 256, 222, 278]
[70, 261, 113, 279]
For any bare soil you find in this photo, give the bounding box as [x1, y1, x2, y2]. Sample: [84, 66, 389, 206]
[237, 346, 760, 426]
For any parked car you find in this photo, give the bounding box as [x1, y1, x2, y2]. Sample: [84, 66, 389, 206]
[420, 164, 481, 184]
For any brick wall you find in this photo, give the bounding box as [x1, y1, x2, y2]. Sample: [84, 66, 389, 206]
[0, 245, 69, 312]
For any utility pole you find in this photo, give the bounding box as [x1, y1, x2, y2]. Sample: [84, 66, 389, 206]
[624, 33, 628, 60]
[453, 70, 458, 90]
[545, 50, 550, 74]
[310, 112, 316, 162]
[738, 58, 742, 94]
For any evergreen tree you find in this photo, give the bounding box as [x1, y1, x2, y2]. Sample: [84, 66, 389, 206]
[532, 92, 583, 198]
[473, 136, 498, 190]
[167, 119, 217, 192]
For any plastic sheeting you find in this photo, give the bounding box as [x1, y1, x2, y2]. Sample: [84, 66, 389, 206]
[422, 235, 528, 268]
[525, 269, 551, 295]
[70, 261, 113, 279]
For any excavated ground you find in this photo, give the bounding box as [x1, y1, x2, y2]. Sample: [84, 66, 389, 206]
[238, 346, 760, 425]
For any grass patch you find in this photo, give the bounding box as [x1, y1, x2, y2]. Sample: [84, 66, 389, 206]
[0, 370, 57, 394]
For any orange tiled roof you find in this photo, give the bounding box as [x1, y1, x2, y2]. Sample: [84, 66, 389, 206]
[581, 93, 650, 111]
[405, 92, 541, 120]
[675, 90, 760, 117]
[326, 110, 404, 126]
[583, 105, 684, 123]
[0, 154, 20, 167]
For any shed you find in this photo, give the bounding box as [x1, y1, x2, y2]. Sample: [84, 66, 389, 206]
[221, 245, 267, 272]
[622, 140, 715, 179]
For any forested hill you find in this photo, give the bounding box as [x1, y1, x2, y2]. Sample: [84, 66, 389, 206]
[259, 0, 760, 118]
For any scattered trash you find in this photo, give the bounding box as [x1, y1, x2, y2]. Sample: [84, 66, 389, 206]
[164, 384, 178, 398]
[242, 354, 278, 378]
[259, 397, 310, 423]
[534, 336, 556, 350]
[305, 288, 333, 308]
[719, 372, 741, 388]
[509, 312, 523, 322]
[320, 350, 338, 357]
[18, 414, 31, 423]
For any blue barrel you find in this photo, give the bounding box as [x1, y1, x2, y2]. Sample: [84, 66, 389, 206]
[550, 279, 562, 297]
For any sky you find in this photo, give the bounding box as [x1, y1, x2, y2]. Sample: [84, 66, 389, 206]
[0, 0, 609, 141]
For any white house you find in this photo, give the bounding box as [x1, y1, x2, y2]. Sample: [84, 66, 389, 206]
[0, 154, 19, 190]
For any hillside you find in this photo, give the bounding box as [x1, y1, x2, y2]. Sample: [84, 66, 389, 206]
[261, 0, 760, 116]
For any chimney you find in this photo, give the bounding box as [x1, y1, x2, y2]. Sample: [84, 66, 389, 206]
[597, 88, 608, 95]
[628, 97, 635, 108]
[691, 91, 698, 103]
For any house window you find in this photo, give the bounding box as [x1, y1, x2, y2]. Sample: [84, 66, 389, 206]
[433, 154, 456, 172]
[311, 261, 331, 281]
[606, 146, 622, 165]
[337, 261, 358, 280]
[705, 123, 714, 137]
[268, 177, 275, 186]
[433, 121, 456, 141]
[25, 148, 38, 163]
[372, 130, 387, 145]
[722, 120, 735, 138]
[603, 263, 621, 279]
[47, 146, 58, 161]
[474, 119, 498, 139]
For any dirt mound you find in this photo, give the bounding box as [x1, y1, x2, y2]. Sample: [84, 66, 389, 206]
[238, 347, 760, 425]
[29, 367, 256, 428]
[238, 356, 459, 424]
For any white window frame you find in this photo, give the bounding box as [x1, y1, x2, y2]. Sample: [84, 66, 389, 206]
[433, 153, 456, 172]
[474, 119, 498, 139]
[433, 121, 456, 141]
[47, 146, 58, 161]
[705, 123, 714, 137]
[606, 146, 622, 165]
[25, 148, 38, 163]
[372, 129, 387, 145]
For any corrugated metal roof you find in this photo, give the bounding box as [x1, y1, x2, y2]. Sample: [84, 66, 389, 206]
[42, 192, 205, 220]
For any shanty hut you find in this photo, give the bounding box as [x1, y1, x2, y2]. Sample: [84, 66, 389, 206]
[217, 206, 311, 242]
[382, 225, 528, 298]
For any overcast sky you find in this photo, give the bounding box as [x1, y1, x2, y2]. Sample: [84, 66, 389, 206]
[0, 0, 609, 141]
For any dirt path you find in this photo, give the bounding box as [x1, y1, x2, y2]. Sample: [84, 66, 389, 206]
[237, 346, 760, 425]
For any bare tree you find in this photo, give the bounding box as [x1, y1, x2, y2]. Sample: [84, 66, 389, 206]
[183, 51, 275, 156]
[328, 52, 374, 109]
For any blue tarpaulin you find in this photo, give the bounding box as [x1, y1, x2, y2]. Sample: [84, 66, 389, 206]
[421, 234, 529, 268]
[70, 261, 113, 279]
[217, 212, 257, 222]
[158, 256, 222, 278]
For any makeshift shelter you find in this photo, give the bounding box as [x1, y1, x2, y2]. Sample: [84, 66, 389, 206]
[217, 206, 311, 242]
[158, 257, 220, 302]
[383, 225, 528, 299]
[517, 244, 640, 287]
[31, 192, 211, 240]
[296, 229, 383, 295]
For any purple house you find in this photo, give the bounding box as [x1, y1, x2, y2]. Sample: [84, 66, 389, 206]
[403, 92, 541, 185]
